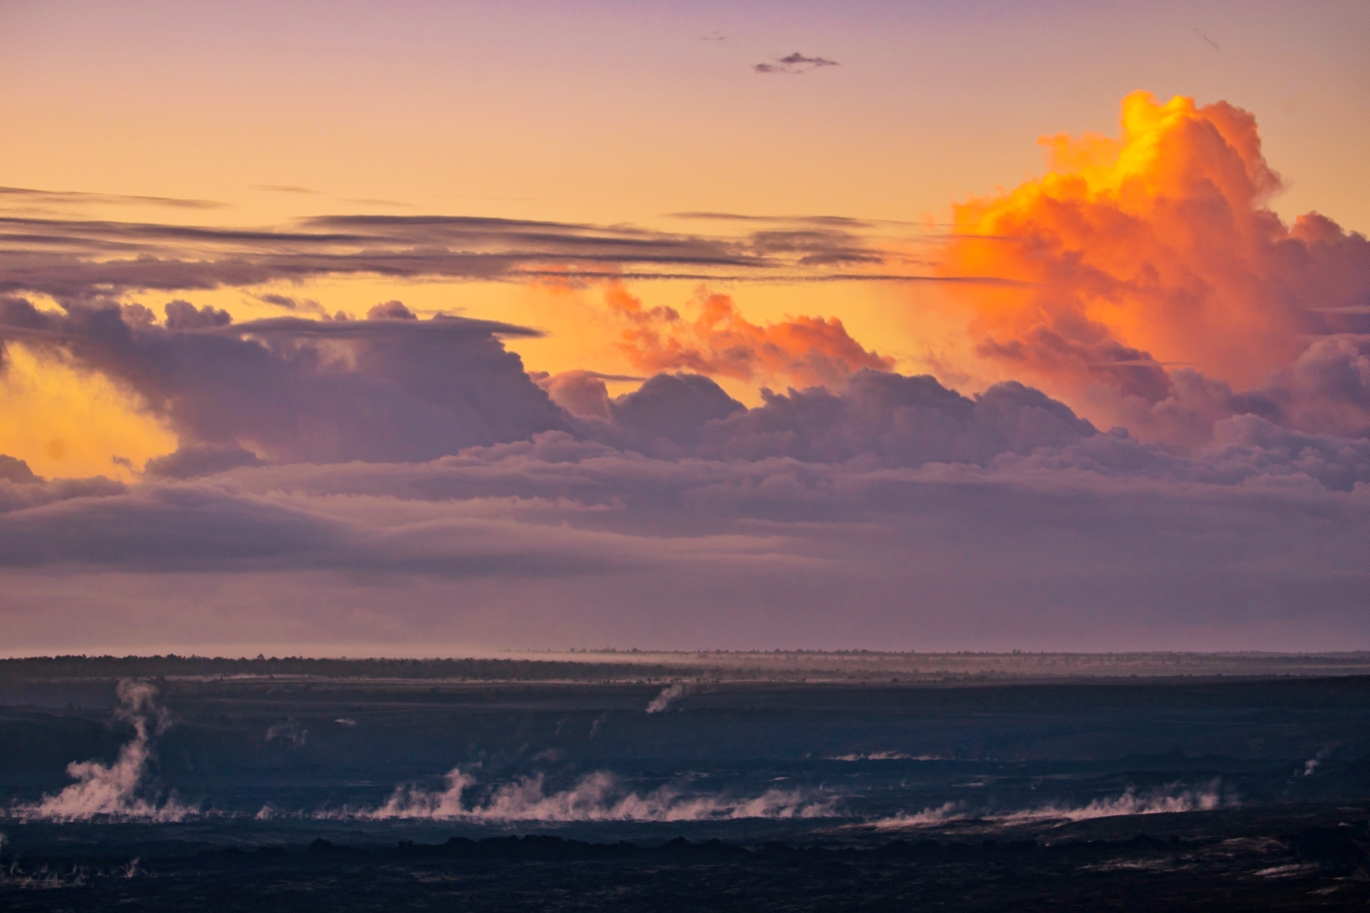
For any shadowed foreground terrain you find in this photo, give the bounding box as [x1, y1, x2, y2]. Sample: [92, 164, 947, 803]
[3, 656, 1369, 910]
[3, 818, 1370, 912]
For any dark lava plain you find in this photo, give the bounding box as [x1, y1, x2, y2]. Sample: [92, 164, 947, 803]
[2, 657, 1369, 910]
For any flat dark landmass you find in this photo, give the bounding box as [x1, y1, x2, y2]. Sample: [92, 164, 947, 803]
[2, 657, 1369, 910]
[6, 650, 1370, 684]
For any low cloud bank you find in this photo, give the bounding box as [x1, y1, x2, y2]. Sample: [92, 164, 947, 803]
[1, 359, 1368, 648]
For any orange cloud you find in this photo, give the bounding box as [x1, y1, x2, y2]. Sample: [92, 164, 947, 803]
[605, 283, 893, 389]
[0, 343, 176, 480]
[941, 91, 1370, 404]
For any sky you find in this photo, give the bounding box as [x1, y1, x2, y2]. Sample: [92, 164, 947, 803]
[1, 0, 1368, 654]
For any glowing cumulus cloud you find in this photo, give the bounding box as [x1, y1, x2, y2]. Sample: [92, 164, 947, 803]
[606, 283, 893, 389]
[941, 91, 1370, 407]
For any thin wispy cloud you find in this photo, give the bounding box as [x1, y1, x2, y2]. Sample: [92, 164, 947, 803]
[342, 197, 415, 208]
[0, 185, 225, 210]
[252, 185, 319, 195]
[668, 212, 880, 229]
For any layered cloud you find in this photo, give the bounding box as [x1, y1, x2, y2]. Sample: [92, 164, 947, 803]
[3, 394, 1368, 648]
[0, 208, 928, 304]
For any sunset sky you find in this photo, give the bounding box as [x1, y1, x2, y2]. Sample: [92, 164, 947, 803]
[2, 0, 1368, 655]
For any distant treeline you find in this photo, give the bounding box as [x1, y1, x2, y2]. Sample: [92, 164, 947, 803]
[0, 655, 702, 683]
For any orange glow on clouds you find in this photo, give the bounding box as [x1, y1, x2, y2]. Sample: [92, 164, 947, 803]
[941, 91, 1367, 402]
[0, 344, 176, 480]
[604, 283, 893, 390]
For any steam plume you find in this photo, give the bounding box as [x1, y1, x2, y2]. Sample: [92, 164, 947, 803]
[873, 781, 1229, 830]
[328, 767, 835, 822]
[993, 781, 1227, 824]
[645, 683, 687, 714]
[11, 680, 190, 822]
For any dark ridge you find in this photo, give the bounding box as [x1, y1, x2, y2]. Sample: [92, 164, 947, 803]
[6, 654, 1370, 687]
[0, 655, 703, 683]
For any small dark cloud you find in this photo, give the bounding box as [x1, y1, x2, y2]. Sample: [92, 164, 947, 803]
[754, 52, 839, 74]
[701, 30, 727, 43]
[1194, 28, 1220, 50]
[779, 52, 838, 67]
[256, 293, 325, 315]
